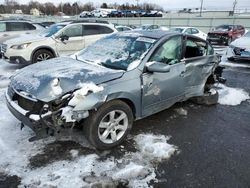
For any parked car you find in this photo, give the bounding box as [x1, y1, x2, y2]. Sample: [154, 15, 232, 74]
[79, 11, 92, 18]
[0, 20, 45, 43]
[115, 25, 133, 32]
[207, 24, 245, 45]
[1, 20, 117, 64]
[91, 9, 109, 17]
[141, 11, 163, 17]
[6, 30, 222, 150]
[171, 27, 207, 40]
[136, 24, 169, 31]
[226, 31, 250, 61]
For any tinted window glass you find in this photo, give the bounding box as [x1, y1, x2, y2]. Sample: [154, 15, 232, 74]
[207, 43, 214, 55]
[24, 23, 36, 30]
[185, 28, 192, 34]
[0, 22, 6, 32]
[150, 36, 182, 65]
[185, 37, 207, 58]
[191, 28, 199, 34]
[83, 25, 113, 35]
[62, 25, 83, 37]
[6, 22, 25, 31]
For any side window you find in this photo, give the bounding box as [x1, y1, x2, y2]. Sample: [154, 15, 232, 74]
[191, 28, 199, 34]
[149, 36, 182, 65]
[153, 25, 159, 29]
[83, 25, 100, 35]
[24, 23, 36, 30]
[83, 25, 113, 35]
[185, 28, 192, 34]
[62, 25, 83, 37]
[6, 22, 25, 31]
[184, 37, 207, 58]
[207, 43, 214, 55]
[98, 25, 114, 34]
[0, 22, 6, 32]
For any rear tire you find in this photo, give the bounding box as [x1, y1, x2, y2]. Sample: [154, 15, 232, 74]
[32, 49, 54, 63]
[192, 89, 219, 105]
[83, 100, 134, 150]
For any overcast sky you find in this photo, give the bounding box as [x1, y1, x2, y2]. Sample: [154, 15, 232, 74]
[1, 0, 250, 10]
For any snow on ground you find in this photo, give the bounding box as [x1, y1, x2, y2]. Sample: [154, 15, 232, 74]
[216, 84, 250, 106]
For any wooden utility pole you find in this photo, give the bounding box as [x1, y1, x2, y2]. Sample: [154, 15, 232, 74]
[232, 0, 237, 16]
[199, 0, 204, 17]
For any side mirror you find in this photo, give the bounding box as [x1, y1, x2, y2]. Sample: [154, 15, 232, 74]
[146, 62, 170, 73]
[60, 35, 69, 42]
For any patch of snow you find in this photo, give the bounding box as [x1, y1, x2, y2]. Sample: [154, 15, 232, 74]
[70, 149, 79, 158]
[217, 84, 250, 106]
[174, 108, 188, 116]
[49, 78, 63, 97]
[61, 106, 74, 122]
[68, 82, 103, 106]
[135, 134, 177, 162]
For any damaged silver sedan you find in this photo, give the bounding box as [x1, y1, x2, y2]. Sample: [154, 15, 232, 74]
[6, 31, 223, 149]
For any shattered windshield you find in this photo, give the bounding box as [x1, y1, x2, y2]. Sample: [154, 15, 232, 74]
[39, 24, 66, 37]
[78, 33, 156, 70]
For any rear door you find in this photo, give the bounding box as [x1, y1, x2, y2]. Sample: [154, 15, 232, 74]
[183, 36, 216, 98]
[56, 24, 84, 56]
[83, 25, 114, 47]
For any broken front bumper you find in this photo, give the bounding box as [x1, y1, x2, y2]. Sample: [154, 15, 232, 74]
[5, 90, 49, 135]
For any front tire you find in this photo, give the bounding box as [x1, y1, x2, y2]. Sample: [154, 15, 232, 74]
[32, 49, 54, 63]
[84, 100, 134, 150]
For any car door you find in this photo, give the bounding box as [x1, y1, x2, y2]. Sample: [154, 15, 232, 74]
[55, 24, 84, 56]
[183, 36, 215, 98]
[141, 35, 186, 117]
[83, 25, 114, 47]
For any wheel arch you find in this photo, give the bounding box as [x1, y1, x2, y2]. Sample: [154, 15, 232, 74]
[105, 92, 140, 119]
[31, 46, 57, 62]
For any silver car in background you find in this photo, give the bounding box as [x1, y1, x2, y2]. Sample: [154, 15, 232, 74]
[226, 31, 250, 61]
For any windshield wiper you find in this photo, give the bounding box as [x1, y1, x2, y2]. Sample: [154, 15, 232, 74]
[100, 62, 126, 70]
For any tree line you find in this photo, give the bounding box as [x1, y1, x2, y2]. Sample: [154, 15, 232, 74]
[0, 0, 163, 15]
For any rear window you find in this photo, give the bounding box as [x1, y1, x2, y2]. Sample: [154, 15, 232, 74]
[0, 22, 6, 32]
[6, 22, 36, 31]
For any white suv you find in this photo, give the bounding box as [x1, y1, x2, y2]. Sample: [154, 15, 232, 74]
[0, 20, 45, 43]
[1, 20, 117, 64]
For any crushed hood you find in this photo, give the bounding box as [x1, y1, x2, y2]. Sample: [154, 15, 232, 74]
[10, 57, 124, 102]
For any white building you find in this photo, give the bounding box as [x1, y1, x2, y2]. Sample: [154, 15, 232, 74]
[30, 8, 40, 16]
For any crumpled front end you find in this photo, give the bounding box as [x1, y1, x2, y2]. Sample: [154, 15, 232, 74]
[6, 82, 107, 141]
